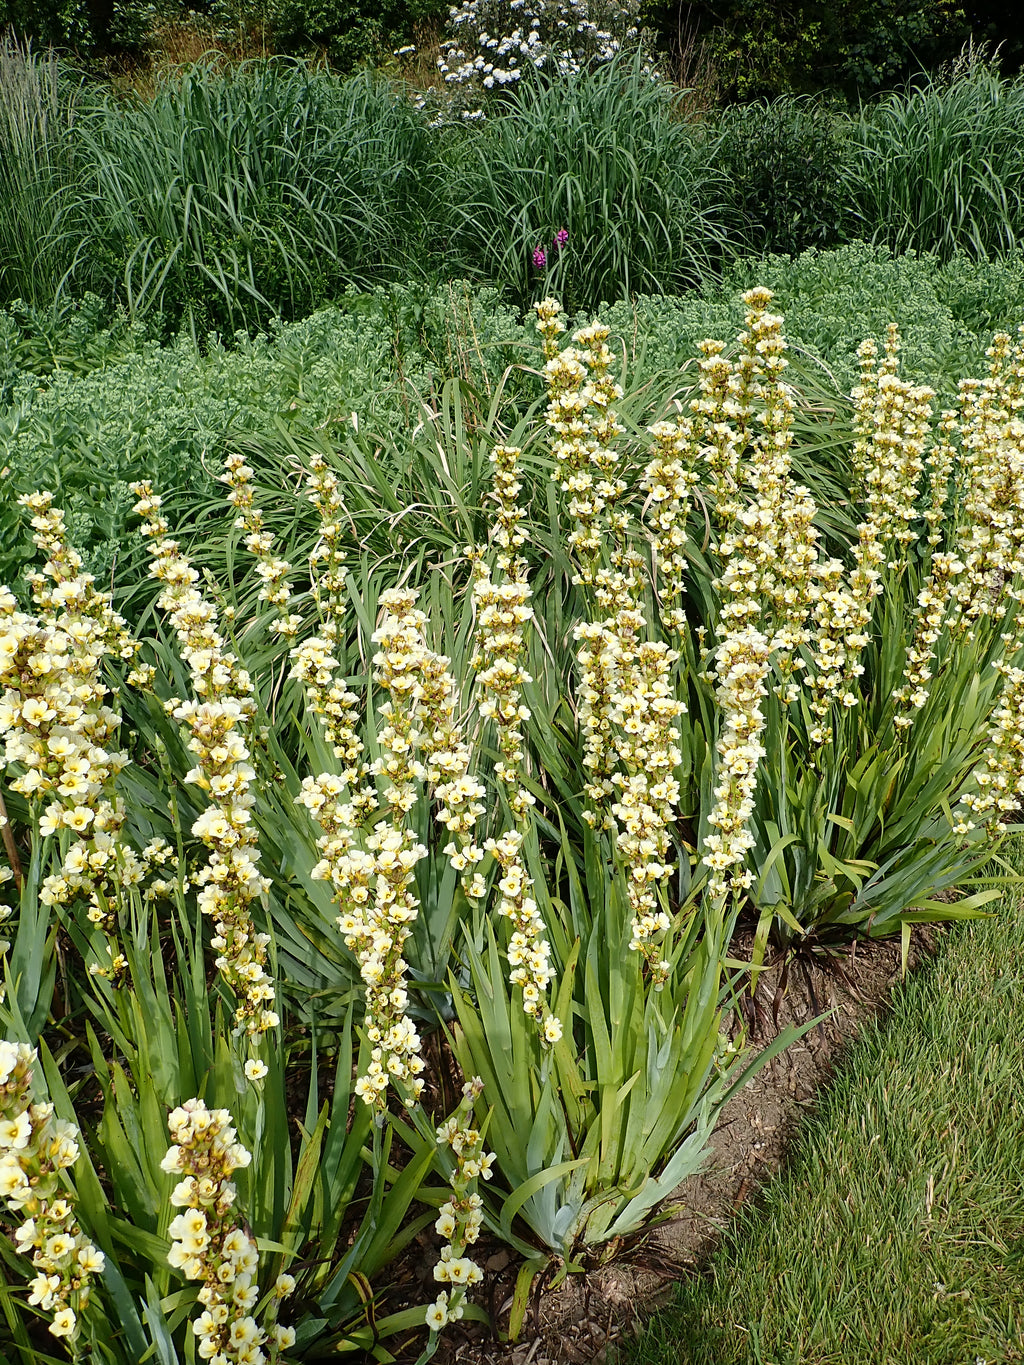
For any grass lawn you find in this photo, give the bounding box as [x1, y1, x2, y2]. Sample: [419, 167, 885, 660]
[619, 841, 1024, 1365]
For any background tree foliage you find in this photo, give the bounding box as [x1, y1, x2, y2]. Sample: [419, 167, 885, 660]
[650, 0, 1022, 99]
[2, 0, 1022, 85]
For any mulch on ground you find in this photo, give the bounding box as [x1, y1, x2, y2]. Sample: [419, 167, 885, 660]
[417, 928, 938, 1365]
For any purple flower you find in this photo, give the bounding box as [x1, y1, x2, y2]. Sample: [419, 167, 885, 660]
[532, 246, 547, 269]
[553, 228, 569, 249]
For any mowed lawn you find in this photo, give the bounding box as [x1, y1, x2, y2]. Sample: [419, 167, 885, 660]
[621, 841, 1024, 1365]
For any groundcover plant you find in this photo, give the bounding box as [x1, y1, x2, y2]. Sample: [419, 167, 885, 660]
[0, 289, 1022, 1361]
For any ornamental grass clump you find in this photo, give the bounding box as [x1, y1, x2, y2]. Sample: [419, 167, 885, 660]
[448, 54, 730, 309]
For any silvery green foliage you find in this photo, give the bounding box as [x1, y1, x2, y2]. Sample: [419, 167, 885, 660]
[435, 0, 651, 119]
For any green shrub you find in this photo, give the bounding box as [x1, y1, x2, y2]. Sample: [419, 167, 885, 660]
[645, 0, 970, 99]
[0, 282, 530, 599]
[713, 95, 857, 257]
[0, 0, 97, 51]
[562, 246, 1024, 399]
[265, 0, 446, 70]
[0, 0, 158, 53]
[711, 244, 1024, 398]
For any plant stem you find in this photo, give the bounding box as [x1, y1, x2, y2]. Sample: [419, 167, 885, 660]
[0, 782, 24, 892]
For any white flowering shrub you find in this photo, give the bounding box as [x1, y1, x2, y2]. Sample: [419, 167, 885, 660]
[1, 286, 1023, 1350]
[436, 0, 651, 115]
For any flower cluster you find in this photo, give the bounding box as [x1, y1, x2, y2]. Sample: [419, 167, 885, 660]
[345, 590, 443, 1108]
[532, 227, 569, 269]
[0, 495, 140, 977]
[416, 640, 487, 900]
[893, 550, 963, 722]
[470, 440, 563, 1036]
[573, 551, 685, 980]
[486, 443, 530, 575]
[19, 492, 138, 665]
[436, 0, 648, 117]
[641, 419, 699, 633]
[804, 334, 933, 735]
[851, 328, 933, 553]
[426, 1078, 494, 1333]
[483, 828, 560, 1040]
[221, 453, 301, 639]
[470, 561, 536, 822]
[536, 302, 627, 582]
[608, 638, 685, 984]
[534, 296, 567, 360]
[538, 301, 688, 976]
[803, 551, 872, 738]
[303, 449, 347, 642]
[922, 410, 958, 547]
[162, 1099, 295, 1363]
[574, 618, 622, 818]
[702, 628, 771, 904]
[690, 338, 743, 530]
[949, 331, 1024, 632]
[955, 661, 1024, 834]
[708, 294, 818, 662]
[890, 401, 967, 724]
[300, 590, 487, 1110]
[289, 635, 367, 790]
[0, 1041, 103, 1343]
[131, 483, 277, 1052]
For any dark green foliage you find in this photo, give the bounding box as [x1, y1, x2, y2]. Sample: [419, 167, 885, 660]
[0, 0, 157, 55]
[714, 96, 858, 256]
[263, 0, 447, 71]
[0, 0, 98, 51]
[646, 0, 971, 99]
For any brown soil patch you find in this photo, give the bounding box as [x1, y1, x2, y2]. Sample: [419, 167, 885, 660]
[425, 928, 938, 1365]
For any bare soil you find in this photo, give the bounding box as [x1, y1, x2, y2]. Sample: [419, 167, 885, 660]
[422, 928, 938, 1365]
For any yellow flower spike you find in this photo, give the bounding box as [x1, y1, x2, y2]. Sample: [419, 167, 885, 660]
[2, 496, 142, 975]
[426, 1078, 493, 1338]
[957, 662, 1024, 834]
[702, 628, 771, 905]
[221, 452, 300, 637]
[0, 1042, 103, 1344]
[130, 482, 278, 1045]
[162, 1099, 291, 1363]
